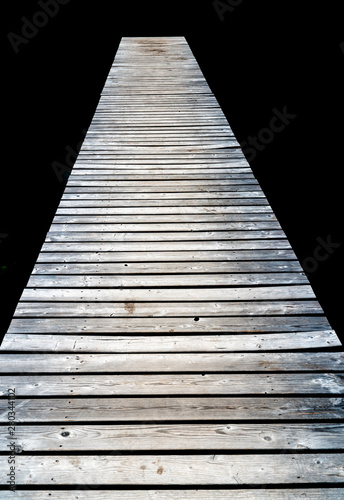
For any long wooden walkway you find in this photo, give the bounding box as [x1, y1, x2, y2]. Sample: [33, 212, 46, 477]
[1, 37, 343, 497]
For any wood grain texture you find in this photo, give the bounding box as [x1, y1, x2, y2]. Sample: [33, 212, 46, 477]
[2, 331, 340, 352]
[7, 316, 331, 334]
[17, 285, 317, 302]
[1, 397, 342, 422]
[1, 373, 343, 396]
[30, 260, 302, 274]
[0, 454, 343, 485]
[25, 272, 308, 288]
[1, 490, 342, 499]
[1, 36, 342, 494]
[1, 352, 342, 373]
[36, 249, 299, 263]
[1, 423, 343, 451]
[12, 300, 322, 317]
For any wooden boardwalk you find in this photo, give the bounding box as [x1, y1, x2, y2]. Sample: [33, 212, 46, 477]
[1, 37, 343, 497]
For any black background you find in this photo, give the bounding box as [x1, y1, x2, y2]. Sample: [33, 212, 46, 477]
[2, 0, 344, 345]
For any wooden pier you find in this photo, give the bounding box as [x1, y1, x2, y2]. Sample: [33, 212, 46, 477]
[0, 37, 343, 497]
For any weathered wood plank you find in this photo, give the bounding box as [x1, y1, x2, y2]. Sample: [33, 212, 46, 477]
[0, 454, 343, 484]
[81, 139, 241, 145]
[83, 134, 239, 140]
[76, 151, 244, 160]
[79, 144, 243, 151]
[45, 229, 285, 242]
[71, 102, 220, 117]
[64, 177, 261, 185]
[84, 127, 235, 132]
[69, 183, 256, 192]
[12, 300, 323, 317]
[25, 272, 308, 288]
[30, 261, 302, 275]
[0, 489, 342, 499]
[100, 89, 219, 95]
[51, 213, 280, 223]
[88, 115, 231, 119]
[81, 143, 241, 149]
[83, 112, 233, 118]
[89, 108, 224, 111]
[78, 153, 248, 159]
[79, 144, 240, 152]
[87, 105, 227, 110]
[71, 167, 252, 174]
[2, 331, 339, 352]
[1, 396, 342, 422]
[69, 174, 257, 181]
[83, 120, 234, 126]
[76, 157, 246, 163]
[85, 132, 235, 136]
[1, 373, 343, 396]
[44, 231, 287, 242]
[65, 180, 255, 187]
[60, 195, 268, 203]
[74, 158, 248, 165]
[62, 190, 264, 198]
[1, 423, 343, 451]
[61, 188, 265, 196]
[85, 126, 235, 130]
[40, 241, 293, 252]
[71, 174, 254, 181]
[65, 178, 259, 185]
[18, 285, 316, 301]
[8, 316, 329, 335]
[55, 206, 274, 215]
[11, 313, 324, 333]
[74, 166, 250, 172]
[0, 352, 342, 373]
[36, 249, 298, 263]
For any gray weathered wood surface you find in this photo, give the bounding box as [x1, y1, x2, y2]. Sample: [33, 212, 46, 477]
[2, 330, 340, 352]
[1, 423, 343, 451]
[0, 490, 342, 499]
[0, 454, 343, 485]
[0, 36, 342, 497]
